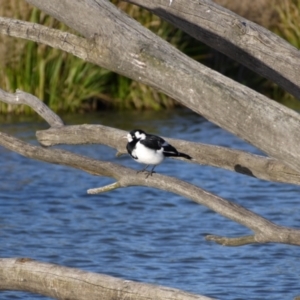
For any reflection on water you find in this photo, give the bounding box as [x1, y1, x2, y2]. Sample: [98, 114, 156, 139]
[1, 109, 300, 300]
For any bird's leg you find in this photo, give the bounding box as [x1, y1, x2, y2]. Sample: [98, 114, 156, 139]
[137, 165, 149, 174]
[150, 165, 156, 175]
[137, 165, 157, 178]
[145, 165, 156, 178]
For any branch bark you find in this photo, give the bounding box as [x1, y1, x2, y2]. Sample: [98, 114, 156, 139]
[0, 258, 213, 300]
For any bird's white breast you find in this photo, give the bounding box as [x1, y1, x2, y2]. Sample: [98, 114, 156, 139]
[133, 142, 164, 165]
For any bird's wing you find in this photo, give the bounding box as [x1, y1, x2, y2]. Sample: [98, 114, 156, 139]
[139, 135, 162, 150]
[126, 141, 138, 159]
[140, 135, 179, 155]
[162, 143, 179, 156]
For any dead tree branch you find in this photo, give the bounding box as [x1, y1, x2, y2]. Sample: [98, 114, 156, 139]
[0, 88, 64, 127]
[124, 0, 300, 99]
[36, 124, 300, 186]
[0, 258, 213, 300]
[0, 17, 90, 64]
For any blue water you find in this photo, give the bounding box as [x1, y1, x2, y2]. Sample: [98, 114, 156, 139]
[1, 109, 300, 300]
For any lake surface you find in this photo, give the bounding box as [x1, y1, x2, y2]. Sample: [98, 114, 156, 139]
[0, 109, 300, 300]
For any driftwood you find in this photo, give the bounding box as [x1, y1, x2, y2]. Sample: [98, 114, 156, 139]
[0, 258, 213, 300]
[36, 125, 300, 186]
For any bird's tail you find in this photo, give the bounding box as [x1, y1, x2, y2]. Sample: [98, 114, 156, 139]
[163, 148, 192, 160]
[178, 152, 192, 160]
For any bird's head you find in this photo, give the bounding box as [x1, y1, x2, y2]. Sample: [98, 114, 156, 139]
[126, 129, 146, 142]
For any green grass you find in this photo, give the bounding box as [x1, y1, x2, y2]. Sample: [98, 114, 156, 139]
[0, 7, 112, 114]
[267, 0, 300, 109]
[275, 0, 300, 49]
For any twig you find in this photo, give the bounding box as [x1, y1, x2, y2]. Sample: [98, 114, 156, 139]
[88, 182, 121, 194]
[206, 235, 257, 246]
[0, 89, 64, 127]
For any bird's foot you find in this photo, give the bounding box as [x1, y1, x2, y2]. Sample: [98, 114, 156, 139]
[137, 165, 156, 178]
[145, 170, 156, 178]
[136, 169, 156, 178]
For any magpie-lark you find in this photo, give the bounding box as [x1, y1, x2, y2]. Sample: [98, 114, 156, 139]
[126, 129, 192, 177]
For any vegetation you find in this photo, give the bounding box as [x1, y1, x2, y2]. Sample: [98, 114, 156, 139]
[271, 0, 300, 109]
[0, 0, 299, 114]
[0, 4, 112, 114]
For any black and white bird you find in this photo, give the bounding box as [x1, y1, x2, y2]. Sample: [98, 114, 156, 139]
[126, 129, 192, 177]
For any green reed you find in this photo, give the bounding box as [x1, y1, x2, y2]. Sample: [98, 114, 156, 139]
[267, 0, 300, 109]
[0, 7, 111, 114]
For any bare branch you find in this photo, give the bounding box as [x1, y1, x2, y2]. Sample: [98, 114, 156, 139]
[88, 182, 121, 194]
[0, 258, 214, 300]
[0, 17, 91, 63]
[36, 125, 300, 186]
[0, 88, 64, 127]
[1, 130, 300, 246]
[124, 0, 300, 100]
[206, 235, 257, 246]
